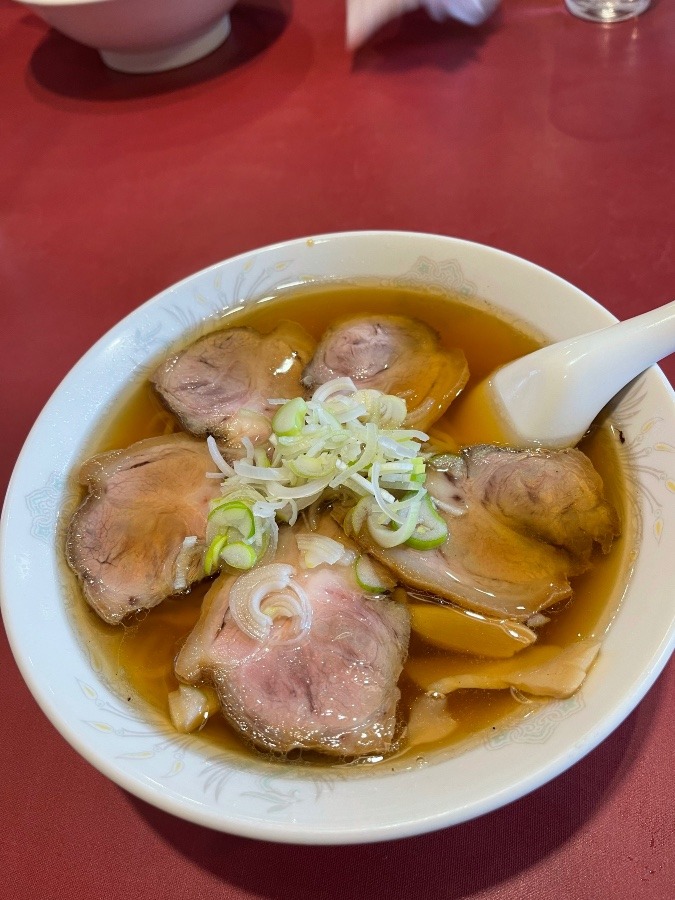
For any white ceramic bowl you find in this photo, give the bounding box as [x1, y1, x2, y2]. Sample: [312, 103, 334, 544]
[14, 0, 238, 73]
[2, 232, 674, 844]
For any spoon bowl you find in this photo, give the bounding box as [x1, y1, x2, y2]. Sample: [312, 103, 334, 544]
[486, 298, 675, 448]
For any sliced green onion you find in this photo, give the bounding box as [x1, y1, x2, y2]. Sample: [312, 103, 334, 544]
[354, 555, 396, 594]
[367, 499, 421, 548]
[330, 403, 368, 424]
[204, 534, 229, 575]
[349, 496, 373, 536]
[296, 534, 349, 568]
[275, 499, 299, 525]
[270, 478, 334, 500]
[206, 435, 234, 475]
[272, 396, 307, 436]
[329, 422, 379, 488]
[405, 494, 448, 550]
[241, 435, 255, 462]
[411, 457, 426, 476]
[312, 377, 357, 404]
[254, 446, 271, 468]
[377, 434, 417, 458]
[207, 500, 255, 538]
[287, 455, 337, 479]
[232, 461, 285, 481]
[352, 390, 406, 427]
[205, 377, 443, 556]
[220, 542, 257, 570]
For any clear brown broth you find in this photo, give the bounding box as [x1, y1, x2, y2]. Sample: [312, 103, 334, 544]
[71, 283, 629, 767]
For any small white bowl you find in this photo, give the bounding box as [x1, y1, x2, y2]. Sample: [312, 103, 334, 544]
[2, 232, 674, 844]
[14, 0, 238, 73]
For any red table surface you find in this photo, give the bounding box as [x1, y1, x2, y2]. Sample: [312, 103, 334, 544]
[1, 0, 673, 896]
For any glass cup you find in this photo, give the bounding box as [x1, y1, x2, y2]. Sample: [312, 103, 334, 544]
[565, 0, 651, 22]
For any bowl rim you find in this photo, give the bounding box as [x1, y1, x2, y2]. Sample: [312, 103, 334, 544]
[2, 230, 674, 844]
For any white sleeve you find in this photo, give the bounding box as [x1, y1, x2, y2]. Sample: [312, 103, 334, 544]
[346, 0, 501, 49]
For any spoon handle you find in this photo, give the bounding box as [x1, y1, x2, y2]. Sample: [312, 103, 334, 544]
[490, 298, 675, 447]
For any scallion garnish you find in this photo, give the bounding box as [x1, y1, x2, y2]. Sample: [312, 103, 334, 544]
[204, 377, 448, 576]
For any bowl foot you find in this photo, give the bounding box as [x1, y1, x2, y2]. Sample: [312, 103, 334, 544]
[99, 14, 231, 74]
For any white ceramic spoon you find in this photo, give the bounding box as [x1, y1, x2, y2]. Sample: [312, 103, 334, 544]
[487, 298, 675, 448]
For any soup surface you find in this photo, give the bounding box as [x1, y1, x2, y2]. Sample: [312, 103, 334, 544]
[66, 282, 630, 767]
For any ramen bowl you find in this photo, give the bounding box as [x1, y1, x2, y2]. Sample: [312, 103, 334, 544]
[2, 232, 674, 844]
[14, 0, 238, 73]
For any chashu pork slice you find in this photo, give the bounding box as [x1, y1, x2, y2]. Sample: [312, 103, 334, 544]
[175, 527, 410, 757]
[341, 445, 620, 621]
[152, 322, 315, 447]
[302, 314, 468, 430]
[67, 434, 221, 625]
